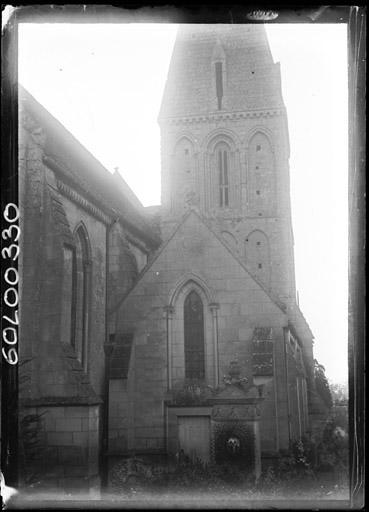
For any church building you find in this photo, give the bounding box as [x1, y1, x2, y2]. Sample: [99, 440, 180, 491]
[111, 25, 324, 471]
[17, 24, 327, 493]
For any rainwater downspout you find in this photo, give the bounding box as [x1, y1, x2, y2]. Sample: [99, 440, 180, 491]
[283, 327, 292, 447]
[101, 213, 120, 490]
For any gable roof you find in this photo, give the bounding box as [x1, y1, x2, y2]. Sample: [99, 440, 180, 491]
[113, 207, 288, 315]
[19, 85, 160, 248]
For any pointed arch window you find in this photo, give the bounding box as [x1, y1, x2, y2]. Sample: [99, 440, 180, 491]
[61, 244, 76, 347]
[73, 225, 91, 370]
[218, 148, 229, 207]
[184, 291, 205, 379]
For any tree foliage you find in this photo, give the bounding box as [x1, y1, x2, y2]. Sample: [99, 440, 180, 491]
[314, 359, 333, 408]
[329, 381, 348, 405]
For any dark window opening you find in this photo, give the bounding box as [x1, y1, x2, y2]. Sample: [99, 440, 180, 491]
[257, 241, 261, 246]
[72, 227, 91, 370]
[258, 213, 262, 216]
[61, 245, 76, 348]
[184, 291, 205, 379]
[218, 149, 229, 207]
[256, 190, 260, 195]
[256, 145, 261, 151]
[258, 263, 262, 269]
[256, 166, 259, 170]
[215, 62, 223, 110]
[185, 148, 189, 155]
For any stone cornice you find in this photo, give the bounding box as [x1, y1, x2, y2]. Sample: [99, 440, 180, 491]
[159, 108, 285, 126]
[56, 179, 112, 225]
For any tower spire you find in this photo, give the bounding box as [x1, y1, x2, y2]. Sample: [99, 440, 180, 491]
[159, 25, 296, 301]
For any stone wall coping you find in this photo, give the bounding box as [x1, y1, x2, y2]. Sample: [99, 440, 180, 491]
[207, 397, 264, 405]
[164, 397, 263, 407]
[21, 396, 103, 407]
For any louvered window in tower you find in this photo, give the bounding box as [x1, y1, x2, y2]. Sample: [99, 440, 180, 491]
[184, 291, 205, 379]
[215, 62, 223, 110]
[218, 149, 229, 207]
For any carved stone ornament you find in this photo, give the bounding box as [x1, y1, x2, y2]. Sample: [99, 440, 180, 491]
[21, 112, 46, 146]
[223, 359, 248, 386]
[212, 404, 259, 420]
[184, 188, 200, 207]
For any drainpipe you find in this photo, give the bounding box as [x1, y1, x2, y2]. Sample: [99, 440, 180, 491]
[283, 327, 292, 447]
[100, 214, 119, 491]
[272, 336, 280, 452]
[164, 306, 174, 391]
[209, 303, 220, 386]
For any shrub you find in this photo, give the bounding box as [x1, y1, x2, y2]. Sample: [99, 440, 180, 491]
[316, 418, 348, 474]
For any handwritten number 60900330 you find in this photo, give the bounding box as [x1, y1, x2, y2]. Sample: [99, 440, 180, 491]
[2, 203, 20, 365]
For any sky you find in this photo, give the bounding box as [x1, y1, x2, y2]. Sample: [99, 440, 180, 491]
[17, 22, 348, 384]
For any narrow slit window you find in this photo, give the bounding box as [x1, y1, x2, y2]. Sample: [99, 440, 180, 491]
[215, 62, 223, 110]
[218, 149, 229, 207]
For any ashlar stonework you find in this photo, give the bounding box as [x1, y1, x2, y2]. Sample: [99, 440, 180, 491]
[19, 24, 328, 493]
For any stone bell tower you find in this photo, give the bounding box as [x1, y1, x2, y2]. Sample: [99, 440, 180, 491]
[159, 24, 297, 303]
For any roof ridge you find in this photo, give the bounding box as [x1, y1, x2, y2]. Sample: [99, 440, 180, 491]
[114, 208, 287, 316]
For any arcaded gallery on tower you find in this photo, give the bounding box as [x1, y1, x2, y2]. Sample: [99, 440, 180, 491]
[18, 24, 329, 492]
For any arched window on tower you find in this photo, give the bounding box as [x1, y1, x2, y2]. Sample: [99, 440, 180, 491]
[73, 225, 91, 370]
[218, 147, 229, 207]
[184, 291, 205, 379]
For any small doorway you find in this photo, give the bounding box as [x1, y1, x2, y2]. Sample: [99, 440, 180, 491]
[177, 416, 210, 464]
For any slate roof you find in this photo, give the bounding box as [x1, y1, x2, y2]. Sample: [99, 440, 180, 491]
[19, 85, 160, 248]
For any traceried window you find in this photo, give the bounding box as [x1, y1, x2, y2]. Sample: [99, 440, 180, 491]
[184, 291, 205, 379]
[218, 148, 229, 207]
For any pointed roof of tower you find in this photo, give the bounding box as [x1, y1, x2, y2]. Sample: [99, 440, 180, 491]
[159, 24, 284, 120]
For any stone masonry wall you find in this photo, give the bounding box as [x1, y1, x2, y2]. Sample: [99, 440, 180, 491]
[21, 404, 100, 496]
[160, 111, 295, 302]
[116, 211, 297, 454]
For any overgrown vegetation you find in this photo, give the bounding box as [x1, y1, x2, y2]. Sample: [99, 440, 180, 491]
[314, 359, 333, 408]
[109, 418, 349, 499]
